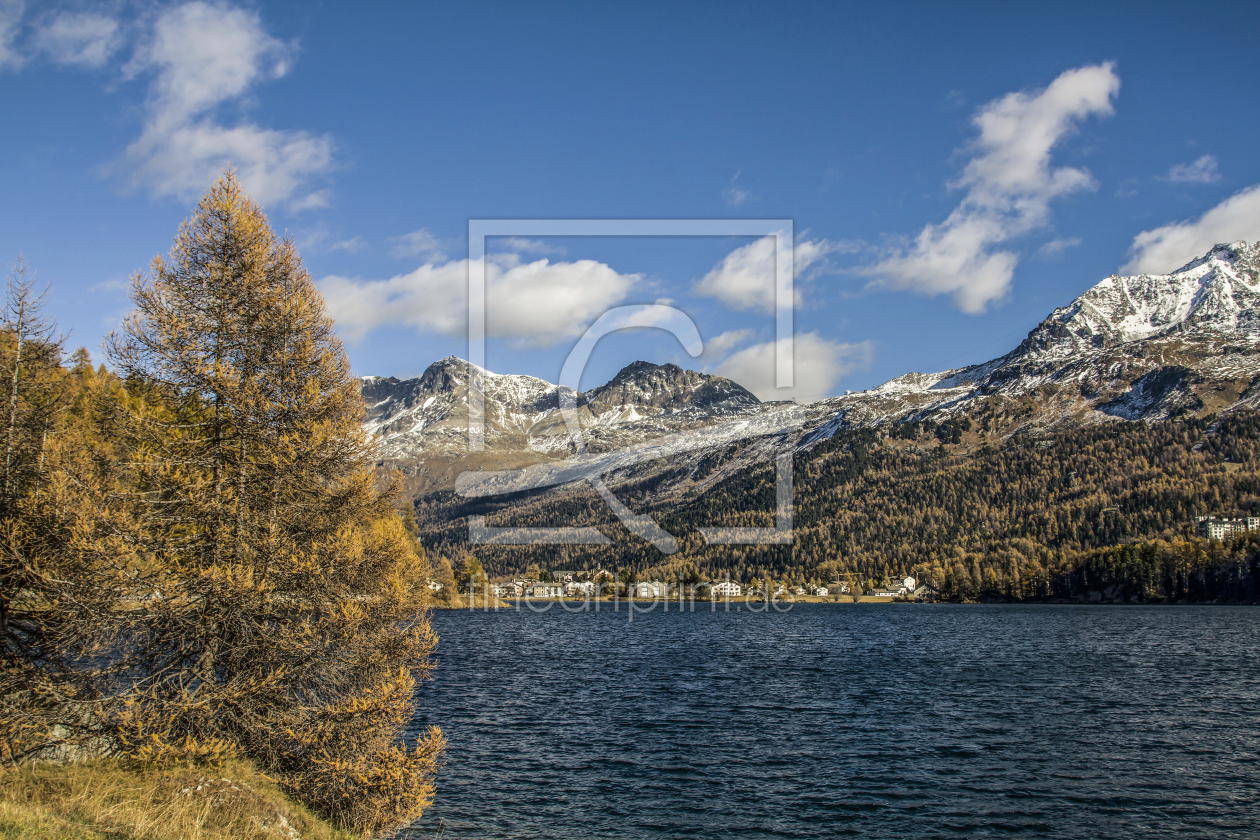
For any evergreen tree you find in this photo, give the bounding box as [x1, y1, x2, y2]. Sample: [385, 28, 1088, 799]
[0, 257, 75, 761]
[7, 172, 444, 834]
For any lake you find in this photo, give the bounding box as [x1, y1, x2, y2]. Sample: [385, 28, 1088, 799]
[402, 602, 1260, 838]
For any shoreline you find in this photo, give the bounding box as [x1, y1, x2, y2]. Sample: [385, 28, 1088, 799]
[431, 595, 1260, 609]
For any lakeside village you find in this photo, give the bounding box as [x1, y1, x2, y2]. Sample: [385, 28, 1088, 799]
[429, 515, 1258, 605]
[431, 569, 942, 603]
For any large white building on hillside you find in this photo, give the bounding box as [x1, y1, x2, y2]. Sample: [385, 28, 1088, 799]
[1195, 516, 1260, 541]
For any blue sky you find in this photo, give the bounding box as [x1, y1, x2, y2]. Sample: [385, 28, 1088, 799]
[3, 0, 1260, 400]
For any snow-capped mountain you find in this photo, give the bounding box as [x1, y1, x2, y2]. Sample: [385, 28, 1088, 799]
[583, 360, 758, 417]
[362, 356, 763, 462]
[362, 356, 572, 458]
[365, 242, 1260, 499]
[1030, 241, 1260, 348]
[820, 240, 1260, 429]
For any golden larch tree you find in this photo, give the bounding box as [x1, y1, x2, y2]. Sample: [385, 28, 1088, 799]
[91, 171, 445, 834]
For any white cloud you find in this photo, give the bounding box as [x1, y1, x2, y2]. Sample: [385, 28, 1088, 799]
[287, 189, 330, 212]
[1165, 154, 1220, 184]
[722, 170, 751, 207]
[327, 236, 365, 253]
[297, 226, 364, 254]
[710, 332, 873, 404]
[696, 233, 856, 313]
[682, 327, 757, 370]
[494, 237, 565, 256]
[121, 1, 333, 209]
[317, 254, 641, 346]
[388, 228, 448, 260]
[89, 278, 129, 294]
[0, 0, 25, 69]
[866, 63, 1120, 313]
[1122, 183, 1260, 275]
[723, 186, 750, 207]
[124, 122, 333, 209]
[699, 328, 756, 362]
[1037, 236, 1081, 257]
[33, 11, 120, 67]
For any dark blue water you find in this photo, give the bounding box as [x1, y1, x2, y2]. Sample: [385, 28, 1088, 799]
[402, 603, 1260, 838]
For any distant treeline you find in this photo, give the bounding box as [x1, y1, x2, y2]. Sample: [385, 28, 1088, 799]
[1050, 534, 1260, 603]
[415, 408, 1260, 601]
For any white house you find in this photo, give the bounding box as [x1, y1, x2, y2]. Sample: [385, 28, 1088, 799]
[710, 580, 741, 597]
[631, 581, 665, 598]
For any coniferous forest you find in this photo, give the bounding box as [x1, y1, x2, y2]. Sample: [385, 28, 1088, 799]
[415, 409, 1260, 602]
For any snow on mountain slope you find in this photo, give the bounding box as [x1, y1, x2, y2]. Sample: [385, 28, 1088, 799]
[583, 361, 758, 415]
[364, 242, 1260, 500]
[811, 241, 1260, 431]
[1018, 240, 1260, 354]
[362, 356, 569, 458]
[362, 356, 763, 461]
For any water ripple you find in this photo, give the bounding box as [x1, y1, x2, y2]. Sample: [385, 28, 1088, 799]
[402, 604, 1260, 839]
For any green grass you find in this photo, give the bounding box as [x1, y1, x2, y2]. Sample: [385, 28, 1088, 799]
[0, 758, 357, 840]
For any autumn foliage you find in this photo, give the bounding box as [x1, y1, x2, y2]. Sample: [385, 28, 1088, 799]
[1, 172, 443, 836]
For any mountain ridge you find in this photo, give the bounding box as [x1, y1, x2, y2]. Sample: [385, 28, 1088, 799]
[365, 241, 1260, 499]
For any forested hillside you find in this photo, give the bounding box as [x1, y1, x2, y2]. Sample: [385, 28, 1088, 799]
[415, 409, 1260, 600]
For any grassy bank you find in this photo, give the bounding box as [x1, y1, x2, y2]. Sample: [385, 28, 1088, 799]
[0, 759, 355, 840]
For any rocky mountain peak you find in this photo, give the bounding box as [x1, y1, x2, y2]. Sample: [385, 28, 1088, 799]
[415, 355, 475, 392]
[1010, 240, 1260, 358]
[1175, 240, 1260, 277]
[360, 356, 764, 464]
[582, 361, 759, 416]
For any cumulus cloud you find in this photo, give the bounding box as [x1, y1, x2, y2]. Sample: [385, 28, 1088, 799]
[709, 332, 873, 404]
[1122, 183, 1260, 274]
[121, 1, 333, 208]
[33, 11, 120, 67]
[697, 328, 756, 363]
[1165, 154, 1220, 184]
[866, 63, 1120, 313]
[696, 234, 857, 313]
[317, 253, 642, 346]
